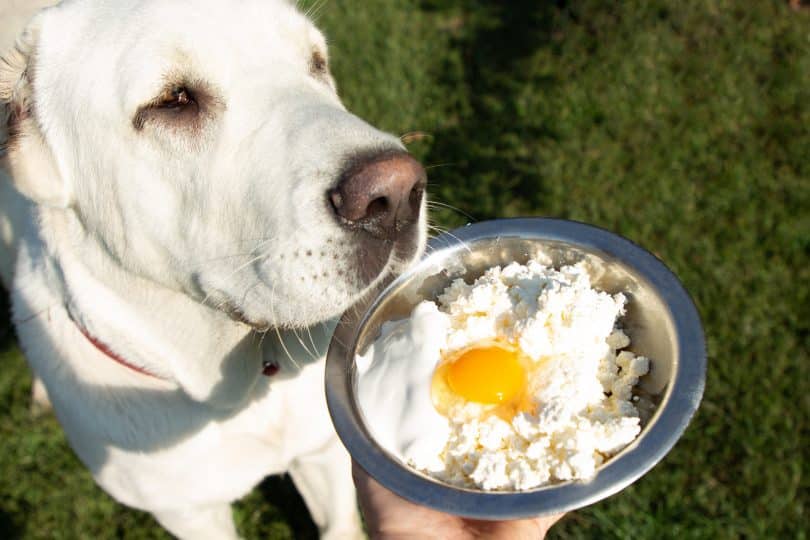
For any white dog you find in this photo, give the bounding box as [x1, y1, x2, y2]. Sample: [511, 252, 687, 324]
[0, 1, 427, 538]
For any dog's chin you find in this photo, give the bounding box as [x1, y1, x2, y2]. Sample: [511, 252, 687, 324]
[217, 299, 270, 330]
[215, 268, 390, 331]
[215, 286, 368, 331]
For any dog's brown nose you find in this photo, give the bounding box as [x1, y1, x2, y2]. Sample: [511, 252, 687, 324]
[329, 151, 426, 239]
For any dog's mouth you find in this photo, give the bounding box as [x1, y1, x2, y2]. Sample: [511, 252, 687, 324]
[219, 300, 268, 330]
[209, 218, 425, 332]
[346, 222, 423, 288]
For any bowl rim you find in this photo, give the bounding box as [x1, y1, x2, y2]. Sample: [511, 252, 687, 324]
[326, 217, 706, 519]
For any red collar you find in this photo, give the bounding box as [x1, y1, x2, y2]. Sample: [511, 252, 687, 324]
[65, 303, 165, 380]
[70, 310, 280, 380]
[74, 321, 166, 380]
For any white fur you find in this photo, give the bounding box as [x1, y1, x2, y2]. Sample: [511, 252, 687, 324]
[0, 1, 427, 538]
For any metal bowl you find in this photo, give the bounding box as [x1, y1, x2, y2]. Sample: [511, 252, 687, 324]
[325, 218, 706, 518]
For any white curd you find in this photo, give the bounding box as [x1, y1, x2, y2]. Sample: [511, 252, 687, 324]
[356, 260, 650, 491]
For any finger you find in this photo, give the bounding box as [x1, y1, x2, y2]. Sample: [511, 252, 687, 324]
[536, 512, 565, 533]
[352, 460, 419, 510]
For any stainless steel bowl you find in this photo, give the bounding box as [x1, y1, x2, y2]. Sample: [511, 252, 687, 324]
[326, 218, 706, 518]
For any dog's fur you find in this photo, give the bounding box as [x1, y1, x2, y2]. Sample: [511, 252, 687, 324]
[0, 1, 426, 538]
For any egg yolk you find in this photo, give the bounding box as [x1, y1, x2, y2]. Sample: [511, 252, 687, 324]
[444, 343, 525, 405]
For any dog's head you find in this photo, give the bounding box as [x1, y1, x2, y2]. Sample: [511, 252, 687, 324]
[1, 0, 427, 328]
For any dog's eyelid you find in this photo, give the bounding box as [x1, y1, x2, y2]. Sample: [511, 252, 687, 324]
[133, 79, 223, 132]
[158, 86, 195, 109]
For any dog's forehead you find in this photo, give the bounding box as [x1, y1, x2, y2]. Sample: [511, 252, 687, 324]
[129, 0, 319, 56]
[37, 0, 322, 100]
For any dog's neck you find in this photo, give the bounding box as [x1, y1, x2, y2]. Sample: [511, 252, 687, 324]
[40, 207, 273, 409]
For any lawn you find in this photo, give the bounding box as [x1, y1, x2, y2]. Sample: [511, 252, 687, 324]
[1, 0, 807, 538]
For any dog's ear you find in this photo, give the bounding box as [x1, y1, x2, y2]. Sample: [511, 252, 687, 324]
[0, 16, 72, 208]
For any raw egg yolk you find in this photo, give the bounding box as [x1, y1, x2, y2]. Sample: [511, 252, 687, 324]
[445, 344, 525, 404]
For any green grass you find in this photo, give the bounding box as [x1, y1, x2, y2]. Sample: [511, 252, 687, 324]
[2, 0, 808, 538]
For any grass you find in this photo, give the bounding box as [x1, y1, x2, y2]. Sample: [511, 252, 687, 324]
[1, 0, 807, 538]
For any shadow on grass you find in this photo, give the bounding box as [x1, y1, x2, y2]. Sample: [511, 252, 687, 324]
[0, 285, 11, 346]
[258, 475, 318, 539]
[0, 508, 24, 540]
[1, 285, 26, 540]
[418, 0, 565, 224]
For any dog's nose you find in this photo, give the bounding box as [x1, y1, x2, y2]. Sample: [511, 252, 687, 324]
[329, 151, 426, 239]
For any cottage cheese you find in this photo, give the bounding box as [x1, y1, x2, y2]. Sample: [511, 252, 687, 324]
[356, 260, 650, 491]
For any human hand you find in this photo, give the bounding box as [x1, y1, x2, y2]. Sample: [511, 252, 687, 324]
[352, 460, 564, 539]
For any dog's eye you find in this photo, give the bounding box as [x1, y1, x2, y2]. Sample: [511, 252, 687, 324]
[159, 86, 195, 109]
[310, 51, 328, 77]
[133, 81, 214, 132]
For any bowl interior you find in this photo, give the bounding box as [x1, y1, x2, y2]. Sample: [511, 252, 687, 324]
[354, 237, 675, 432]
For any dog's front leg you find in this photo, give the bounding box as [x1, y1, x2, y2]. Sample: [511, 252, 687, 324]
[289, 434, 364, 540]
[152, 503, 240, 540]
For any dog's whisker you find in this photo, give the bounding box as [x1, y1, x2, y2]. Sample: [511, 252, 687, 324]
[330, 332, 349, 352]
[268, 278, 301, 371]
[306, 324, 319, 357]
[280, 266, 318, 360]
[426, 223, 448, 236]
[222, 234, 280, 248]
[426, 224, 472, 253]
[256, 326, 269, 355]
[276, 254, 309, 368]
[193, 248, 270, 266]
[199, 248, 274, 309]
[304, 0, 328, 21]
[274, 324, 300, 371]
[315, 0, 330, 20]
[423, 161, 457, 171]
[292, 326, 316, 359]
[199, 292, 218, 310]
[426, 200, 476, 222]
[190, 234, 284, 267]
[196, 228, 290, 264]
[238, 279, 263, 314]
[195, 252, 252, 264]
